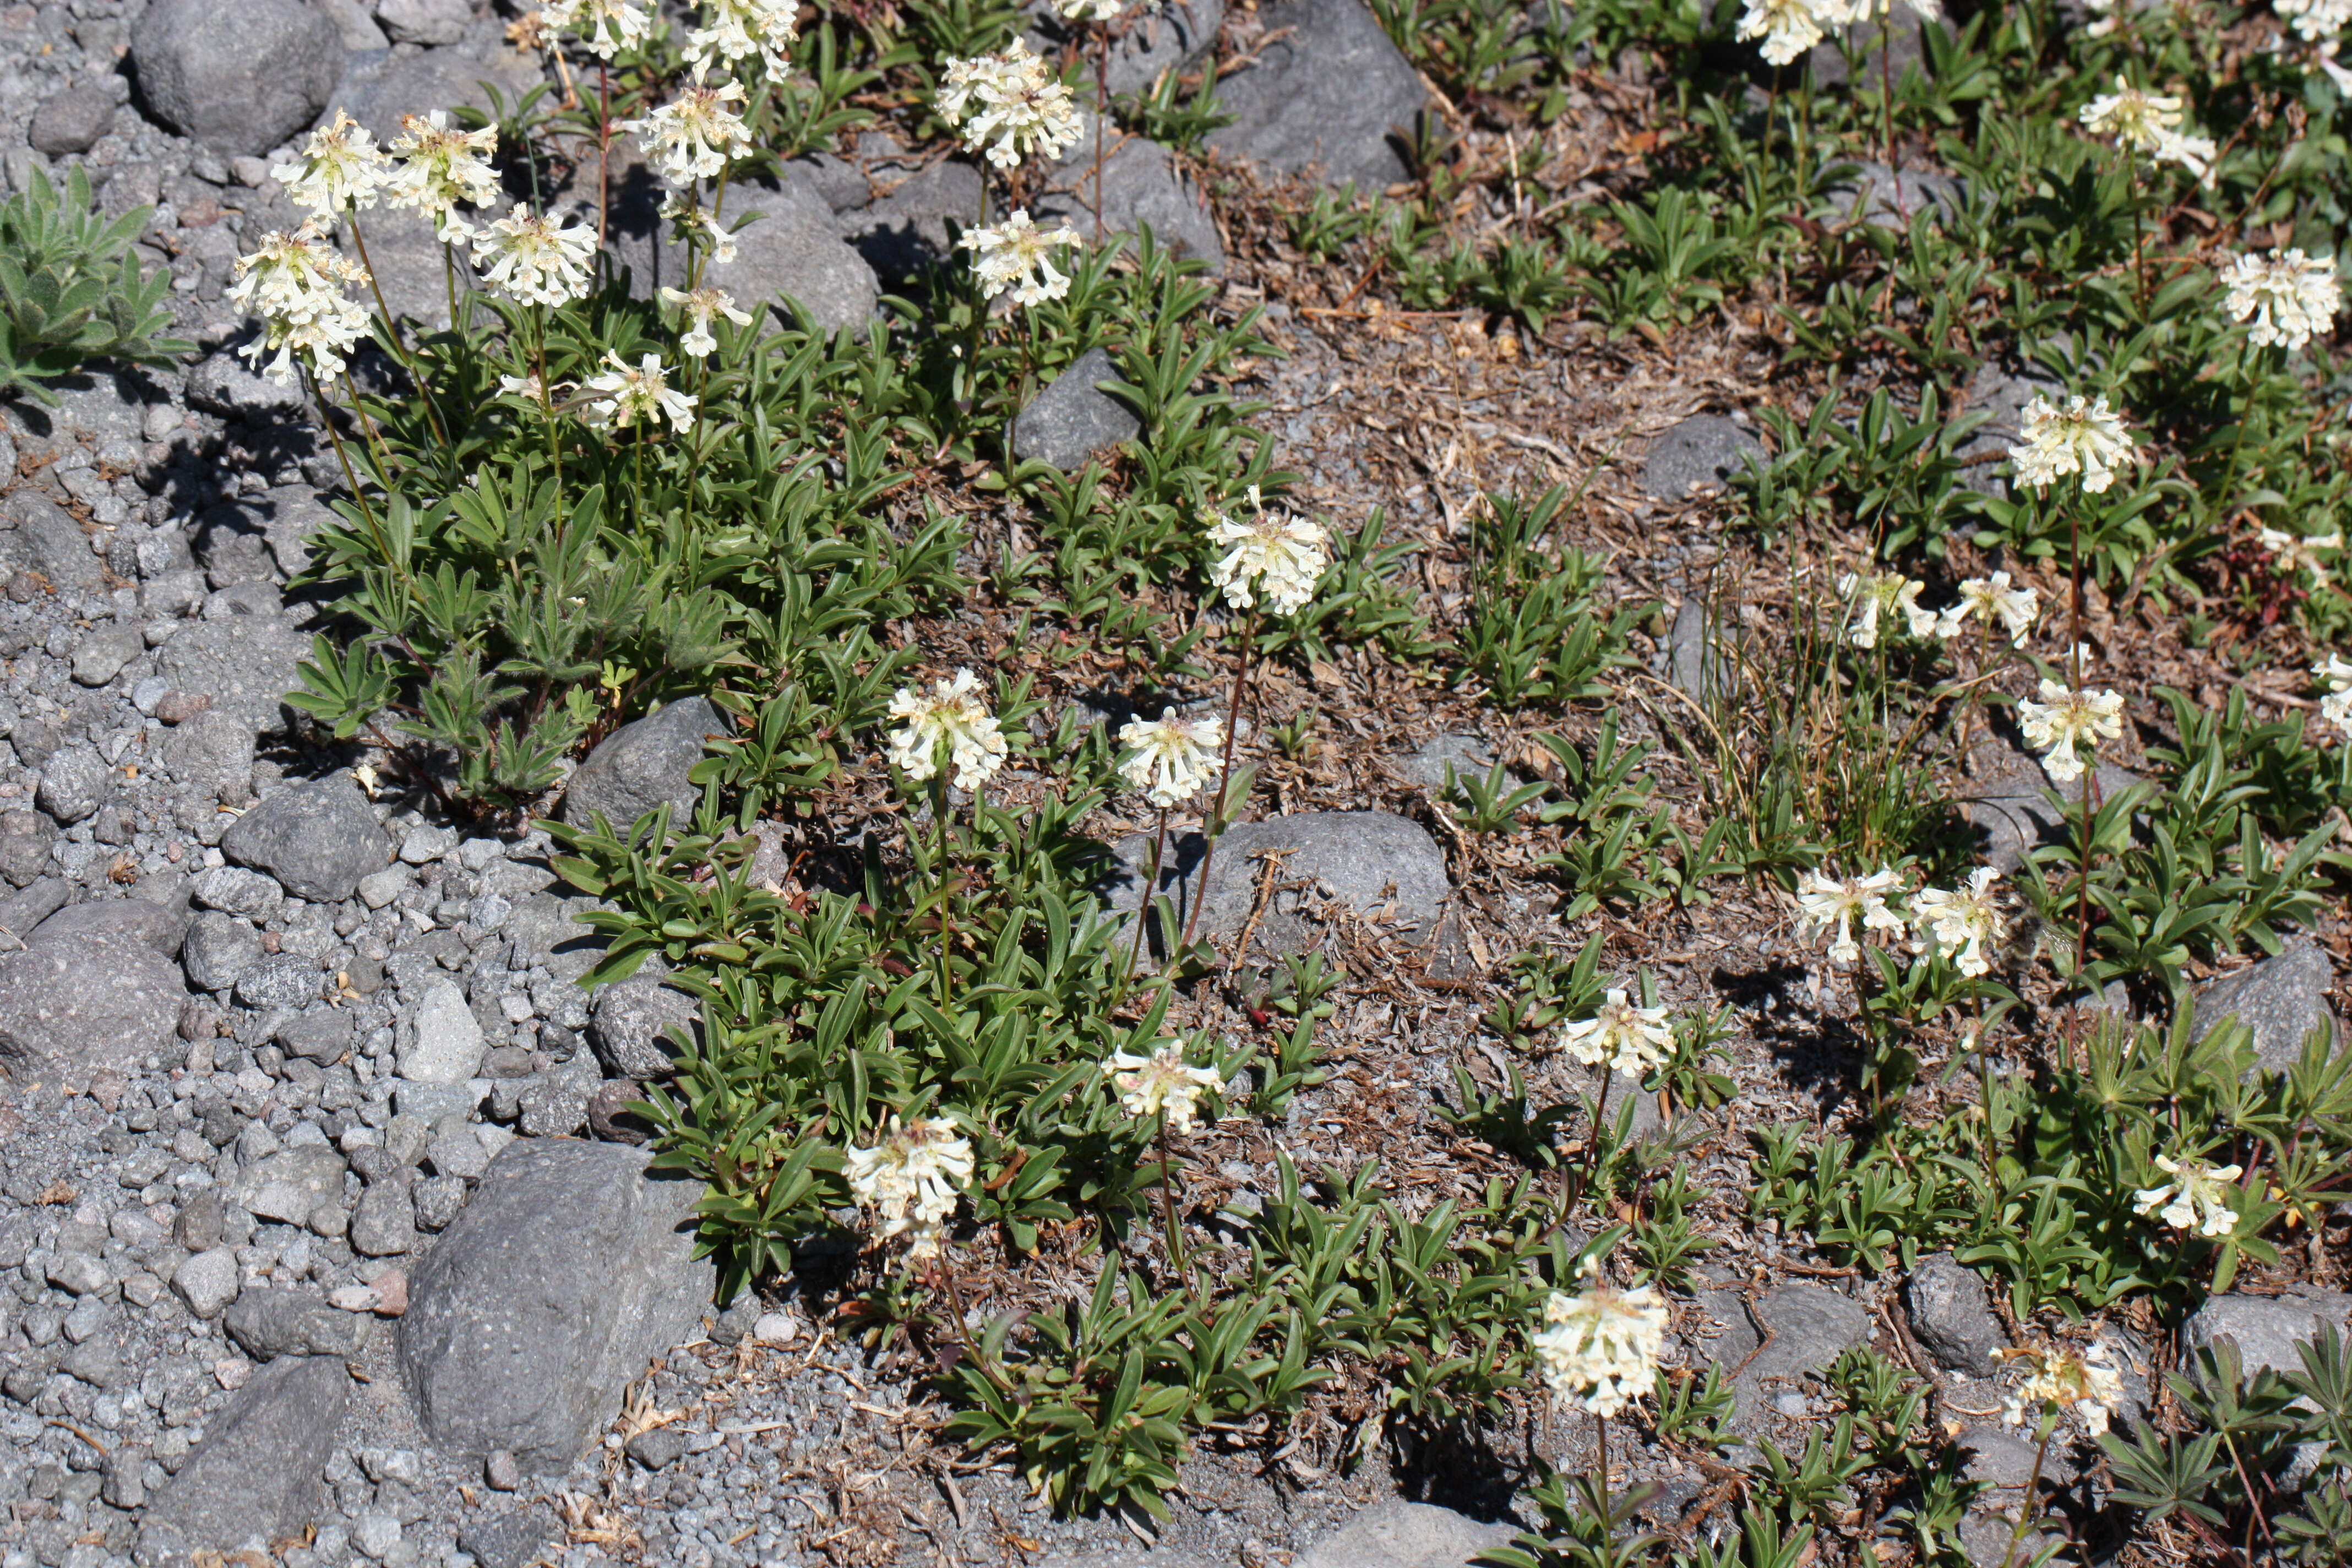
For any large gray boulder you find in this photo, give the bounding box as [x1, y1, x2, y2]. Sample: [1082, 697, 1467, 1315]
[1105, 810, 1450, 962]
[398, 1140, 714, 1472]
[137, 1354, 349, 1562]
[1010, 346, 1139, 472]
[220, 777, 392, 902]
[0, 934, 186, 1077]
[31, 894, 193, 960]
[563, 696, 720, 830]
[2192, 937, 2339, 1079]
[328, 41, 546, 141]
[130, 0, 343, 156]
[1206, 0, 1428, 188]
[1904, 1253, 2006, 1375]
[1037, 127, 1224, 273]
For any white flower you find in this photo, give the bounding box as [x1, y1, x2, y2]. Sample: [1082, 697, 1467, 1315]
[2132, 1154, 2244, 1239]
[684, 0, 799, 77]
[1998, 1341, 2125, 1435]
[270, 110, 390, 217]
[498, 372, 547, 402]
[662, 194, 738, 264]
[960, 209, 1082, 307]
[1530, 1266, 1669, 1419]
[660, 285, 753, 357]
[1057, 0, 1125, 16]
[2278, 0, 2352, 43]
[2016, 678, 2125, 785]
[385, 111, 501, 244]
[2260, 526, 2343, 584]
[2079, 77, 2184, 153]
[1837, 570, 1936, 649]
[885, 669, 1009, 791]
[1206, 487, 1330, 616]
[580, 351, 697, 432]
[1104, 1041, 1223, 1131]
[2314, 652, 2352, 727]
[2154, 129, 2218, 184]
[227, 222, 375, 385]
[625, 79, 753, 186]
[472, 204, 596, 307]
[541, 0, 654, 58]
[2227, 249, 2345, 349]
[2082, 0, 2122, 35]
[1936, 571, 2040, 645]
[2009, 394, 2137, 494]
[1116, 710, 1223, 808]
[241, 292, 373, 386]
[844, 1114, 974, 1255]
[1558, 989, 1672, 1077]
[935, 41, 1082, 170]
[1910, 867, 2008, 978]
[1794, 867, 1906, 965]
[1736, 0, 1834, 64]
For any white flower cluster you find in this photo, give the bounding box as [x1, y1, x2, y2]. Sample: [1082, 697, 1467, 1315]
[387, 110, 502, 244]
[2008, 393, 2138, 494]
[2132, 1153, 2242, 1239]
[581, 351, 698, 432]
[475, 204, 598, 307]
[660, 285, 754, 357]
[1104, 1042, 1223, 1131]
[937, 41, 1084, 170]
[1530, 1265, 1669, 1418]
[961, 210, 1083, 307]
[624, 79, 754, 186]
[1734, 0, 1937, 67]
[2225, 248, 2344, 350]
[2261, 525, 2342, 584]
[2279, 0, 2352, 43]
[1206, 487, 1331, 616]
[1117, 711, 1223, 808]
[539, 0, 654, 60]
[228, 222, 375, 386]
[1997, 1341, 2125, 1435]
[2314, 652, 2352, 727]
[844, 1114, 974, 1256]
[1837, 569, 2043, 649]
[886, 669, 1010, 791]
[2016, 677, 2126, 785]
[684, 0, 799, 78]
[2078, 77, 2218, 180]
[1558, 989, 1672, 1076]
[1795, 865, 2010, 977]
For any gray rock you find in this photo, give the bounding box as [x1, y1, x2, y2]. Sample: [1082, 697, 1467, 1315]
[624, 1427, 692, 1470]
[1011, 346, 1140, 472]
[2192, 937, 2339, 1079]
[1640, 414, 1765, 500]
[1390, 733, 1493, 792]
[2183, 1289, 2352, 1380]
[562, 696, 719, 830]
[226, 1287, 369, 1360]
[1905, 1254, 2006, 1375]
[401, 978, 487, 1084]
[1964, 736, 2141, 875]
[0, 811, 56, 888]
[194, 865, 285, 920]
[377, 0, 472, 46]
[31, 895, 191, 959]
[350, 1182, 417, 1257]
[328, 42, 546, 145]
[607, 166, 879, 335]
[588, 974, 695, 1081]
[1823, 160, 1966, 227]
[413, 1173, 467, 1231]
[183, 911, 264, 992]
[398, 1140, 715, 1471]
[232, 1146, 348, 1226]
[1711, 1281, 1872, 1428]
[315, 0, 389, 50]
[138, 1354, 349, 1561]
[460, 1510, 561, 1568]
[129, 0, 343, 155]
[280, 1008, 356, 1064]
[838, 158, 984, 282]
[428, 1121, 497, 1180]
[1036, 130, 1223, 273]
[221, 777, 391, 901]
[4, 490, 103, 590]
[152, 609, 312, 738]
[35, 743, 108, 825]
[144, 568, 212, 619]
[161, 708, 258, 803]
[0, 878, 67, 939]
[1105, 810, 1451, 963]
[1665, 595, 1739, 706]
[173, 1246, 240, 1319]
[0, 934, 185, 1075]
[1295, 1501, 1517, 1568]
[519, 1056, 602, 1138]
[193, 484, 337, 585]
[70, 624, 145, 687]
[185, 347, 313, 418]
[237, 951, 325, 1010]
[1953, 363, 2061, 500]
[30, 83, 116, 157]
[1207, 0, 1428, 188]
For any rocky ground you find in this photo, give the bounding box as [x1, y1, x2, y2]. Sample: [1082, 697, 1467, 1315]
[2, 3, 2350, 1568]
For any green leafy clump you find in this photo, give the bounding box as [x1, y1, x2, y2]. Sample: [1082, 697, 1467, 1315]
[0, 165, 190, 405]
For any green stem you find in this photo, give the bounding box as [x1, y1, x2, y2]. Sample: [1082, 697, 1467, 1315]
[344, 210, 447, 453]
[1156, 1110, 1188, 1273]
[1124, 809, 1168, 986]
[1998, 1419, 2053, 1568]
[1179, 605, 1259, 952]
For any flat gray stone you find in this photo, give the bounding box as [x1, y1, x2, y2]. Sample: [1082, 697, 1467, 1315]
[562, 696, 718, 831]
[588, 973, 694, 1080]
[2183, 1289, 2352, 1380]
[70, 624, 145, 687]
[1954, 363, 2061, 500]
[31, 895, 192, 960]
[237, 951, 326, 1010]
[1665, 596, 1739, 706]
[1640, 414, 1765, 500]
[607, 165, 878, 335]
[183, 911, 263, 992]
[0, 934, 186, 1076]
[459, 1510, 562, 1568]
[328, 42, 545, 144]
[1822, 160, 1966, 227]
[0, 812, 57, 888]
[1388, 733, 1492, 792]
[839, 158, 984, 283]
[1296, 1501, 1517, 1568]
[1905, 1254, 2006, 1375]
[230, 1146, 347, 1224]
[1207, 0, 1428, 188]
[151, 610, 312, 738]
[2192, 937, 2339, 1079]
[1104, 809, 1451, 963]
[129, 0, 342, 155]
[185, 349, 312, 420]
[1966, 737, 2141, 874]
[0, 878, 68, 939]
[221, 777, 390, 902]
[398, 1140, 714, 1472]
[36, 743, 108, 825]
[226, 1287, 369, 1360]
[29, 83, 116, 156]
[350, 1182, 417, 1257]
[160, 708, 257, 803]
[138, 1354, 348, 1561]
[1037, 129, 1223, 273]
[400, 978, 487, 1085]
[6, 488, 103, 591]
[1011, 346, 1139, 471]
[173, 1247, 240, 1319]
[378, 0, 471, 46]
